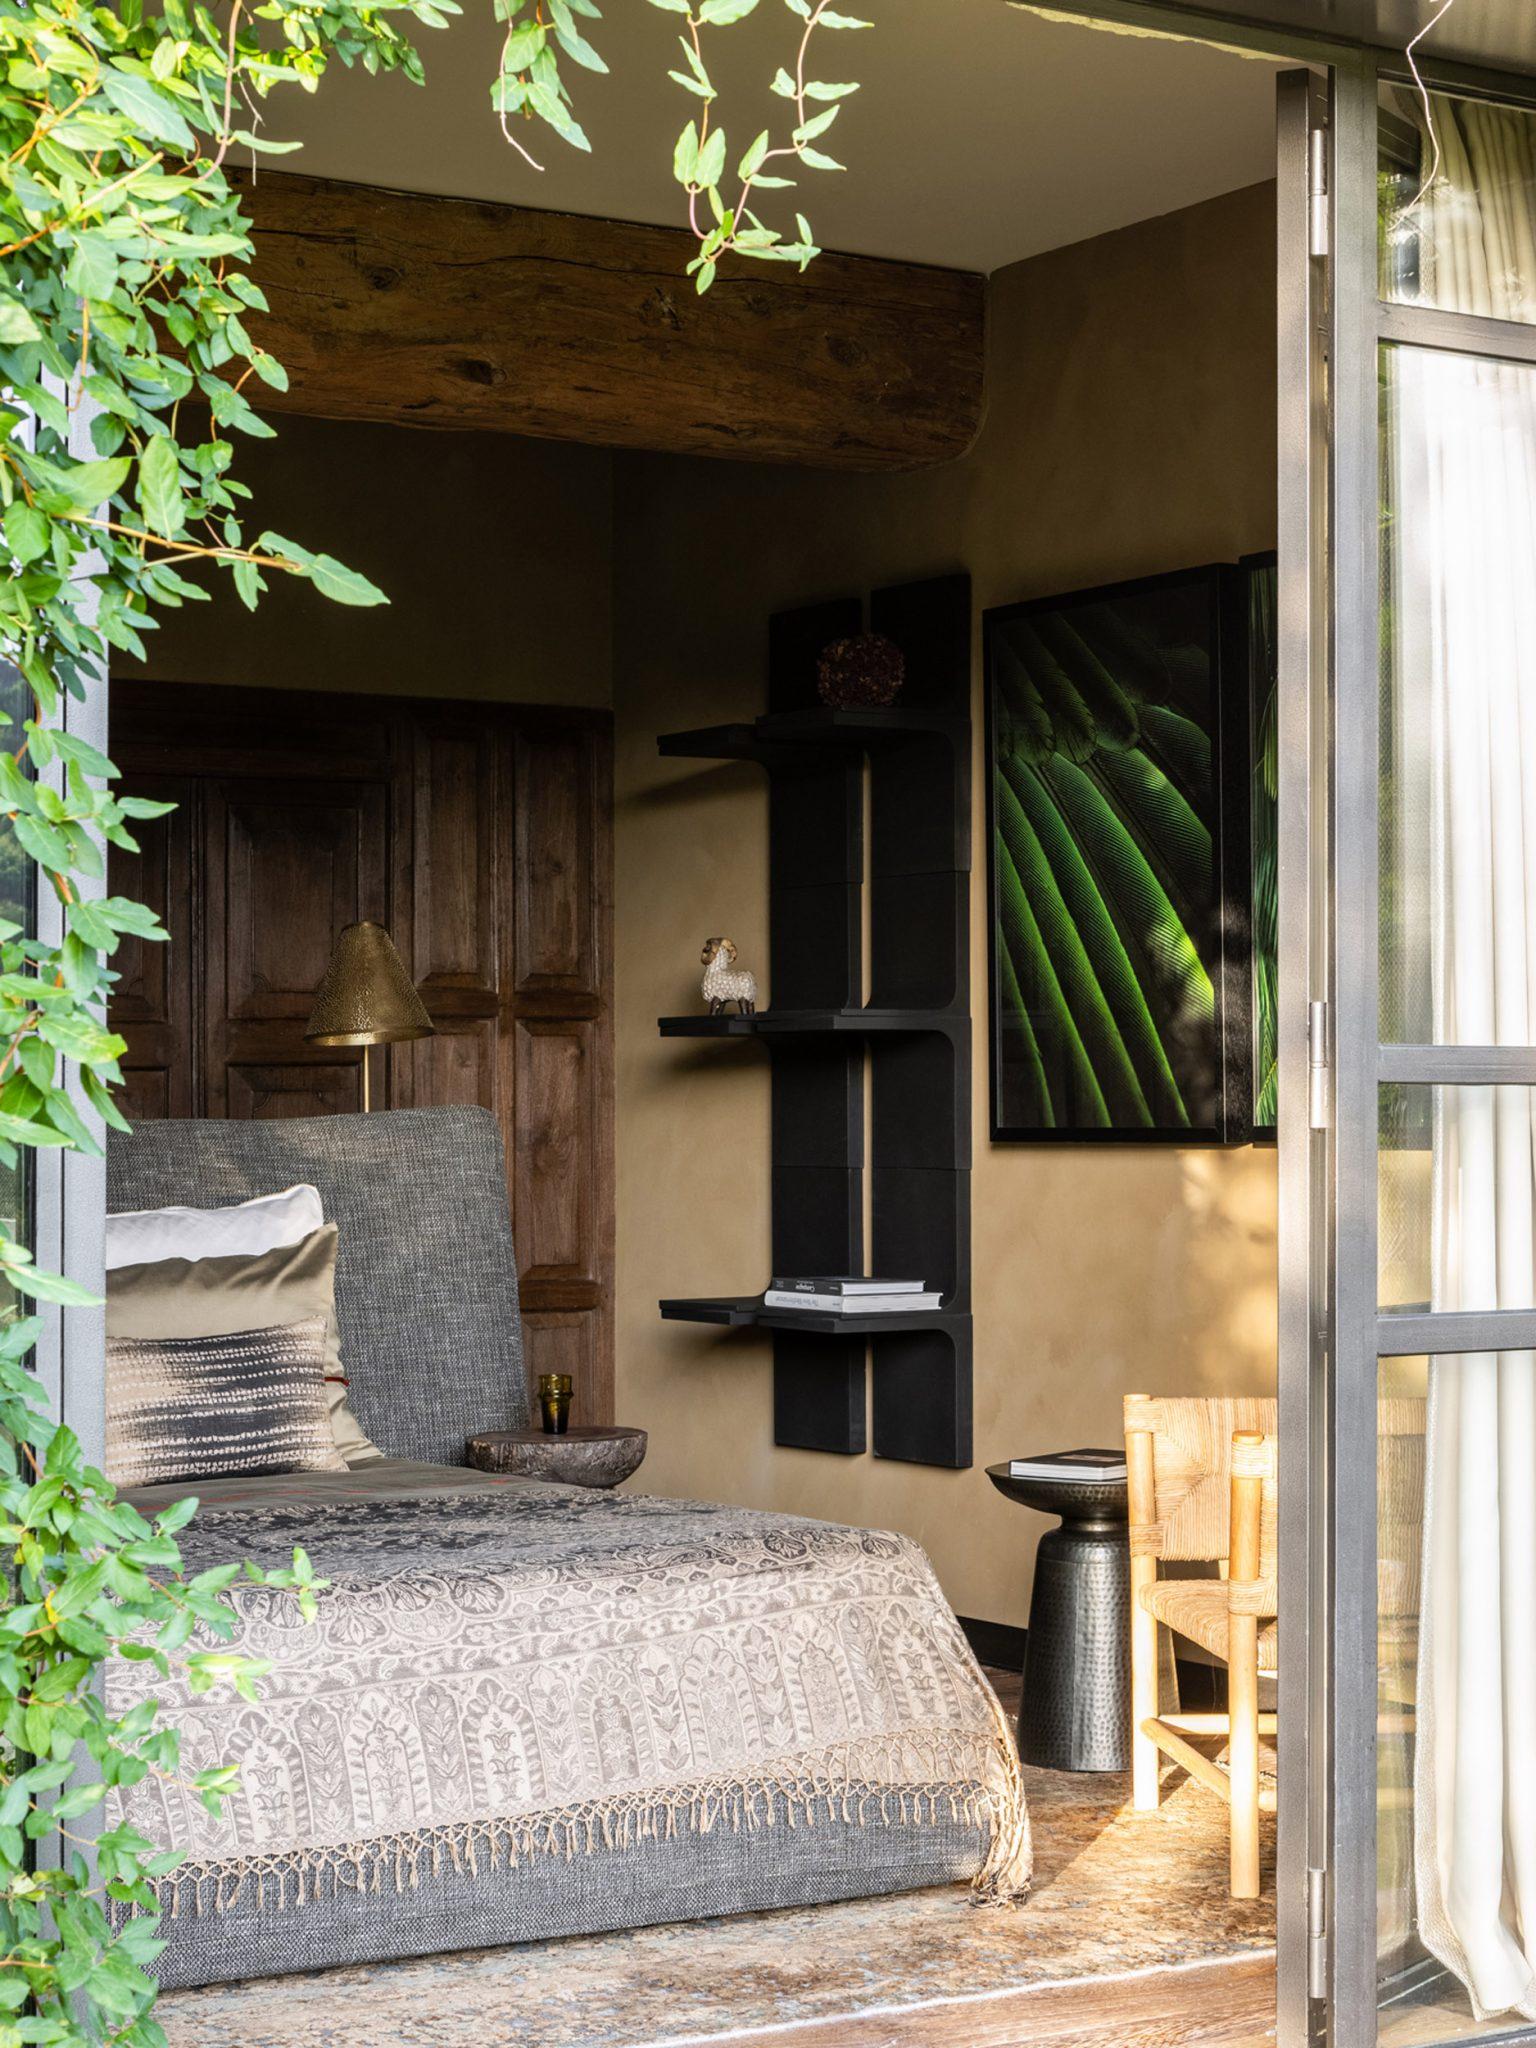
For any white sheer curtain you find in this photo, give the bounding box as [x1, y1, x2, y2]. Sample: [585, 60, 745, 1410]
[1394, 94, 1536, 2022]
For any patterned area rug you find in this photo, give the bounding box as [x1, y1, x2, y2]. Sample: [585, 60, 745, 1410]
[159, 1673, 1275, 2048]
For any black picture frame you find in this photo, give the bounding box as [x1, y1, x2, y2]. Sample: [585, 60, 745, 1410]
[984, 564, 1251, 1144]
[1241, 549, 1278, 1145]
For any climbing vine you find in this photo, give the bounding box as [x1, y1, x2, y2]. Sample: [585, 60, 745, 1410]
[0, 0, 872, 2031]
[493, 0, 869, 288]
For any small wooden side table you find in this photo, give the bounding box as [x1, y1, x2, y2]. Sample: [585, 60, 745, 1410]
[466, 1426, 647, 1489]
[985, 1461, 1130, 1773]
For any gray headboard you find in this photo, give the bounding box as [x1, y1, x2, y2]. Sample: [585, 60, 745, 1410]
[105, 1106, 530, 1463]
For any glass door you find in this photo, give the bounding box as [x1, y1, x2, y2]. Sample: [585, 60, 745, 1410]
[1314, 53, 1536, 2048]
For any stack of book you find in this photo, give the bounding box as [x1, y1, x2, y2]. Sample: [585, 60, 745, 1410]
[1006, 1448, 1127, 1482]
[762, 1277, 941, 1313]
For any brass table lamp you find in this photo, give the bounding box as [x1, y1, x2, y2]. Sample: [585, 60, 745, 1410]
[304, 921, 434, 1112]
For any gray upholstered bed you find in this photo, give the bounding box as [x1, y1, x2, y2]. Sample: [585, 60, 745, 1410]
[105, 1109, 1030, 1989]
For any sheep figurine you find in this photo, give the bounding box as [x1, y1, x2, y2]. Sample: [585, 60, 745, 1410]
[700, 936, 758, 1017]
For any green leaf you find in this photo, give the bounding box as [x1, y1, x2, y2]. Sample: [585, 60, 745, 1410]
[8, 1263, 100, 1306]
[5, 503, 50, 567]
[309, 556, 388, 607]
[737, 129, 769, 179]
[98, 65, 196, 151]
[802, 80, 859, 99]
[549, 2, 607, 70]
[816, 9, 872, 22]
[794, 105, 840, 142]
[65, 234, 120, 304]
[673, 120, 700, 185]
[40, 456, 130, 512]
[527, 82, 591, 150]
[699, 0, 759, 18]
[0, 300, 41, 344]
[696, 127, 727, 189]
[137, 436, 184, 539]
[498, 21, 545, 66]
[797, 146, 844, 171]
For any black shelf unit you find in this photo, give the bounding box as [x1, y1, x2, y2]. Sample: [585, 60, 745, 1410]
[656, 573, 973, 1470]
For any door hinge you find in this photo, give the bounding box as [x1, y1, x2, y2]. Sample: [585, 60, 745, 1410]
[1308, 1865, 1329, 1998]
[1308, 999, 1330, 1130]
[1308, 124, 1329, 258]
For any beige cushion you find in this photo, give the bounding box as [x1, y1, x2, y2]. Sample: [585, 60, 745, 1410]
[1140, 1576, 1280, 1672]
[107, 1227, 381, 1466]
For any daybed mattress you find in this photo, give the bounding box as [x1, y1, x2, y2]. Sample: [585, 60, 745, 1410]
[111, 1462, 1031, 1988]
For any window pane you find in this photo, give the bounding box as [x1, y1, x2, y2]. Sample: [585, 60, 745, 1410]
[1380, 342, 1536, 1044]
[1379, 1083, 1536, 1315]
[1379, 85, 1536, 325]
[1377, 298, 1536, 2033]
[1376, 1360, 1429, 2045]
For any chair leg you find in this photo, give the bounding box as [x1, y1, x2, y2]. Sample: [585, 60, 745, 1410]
[1130, 1554, 1161, 1809]
[1228, 1613, 1261, 1898]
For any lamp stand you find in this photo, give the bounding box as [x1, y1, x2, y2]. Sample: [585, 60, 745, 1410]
[361, 1045, 372, 1114]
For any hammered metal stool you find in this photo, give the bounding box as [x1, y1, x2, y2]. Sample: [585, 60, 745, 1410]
[1124, 1394, 1279, 1899]
[985, 1460, 1131, 1772]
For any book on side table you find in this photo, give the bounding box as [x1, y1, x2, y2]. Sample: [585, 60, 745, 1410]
[1006, 1448, 1128, 1483]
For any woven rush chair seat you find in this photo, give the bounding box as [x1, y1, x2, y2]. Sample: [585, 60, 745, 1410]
[1138, 1578, 1280, 1672]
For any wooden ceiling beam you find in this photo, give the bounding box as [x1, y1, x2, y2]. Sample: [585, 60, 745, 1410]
[236, 171, 985, 472]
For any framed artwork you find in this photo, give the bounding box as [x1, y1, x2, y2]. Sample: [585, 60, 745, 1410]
[984, 565, 1251, 1143]
[1243, 551, 1278, 1142]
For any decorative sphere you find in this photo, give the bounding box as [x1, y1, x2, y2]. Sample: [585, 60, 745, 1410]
[816, 632, 905, 709]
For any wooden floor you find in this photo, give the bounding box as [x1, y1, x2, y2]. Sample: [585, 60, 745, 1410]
[158, 1670, 1277, 2048]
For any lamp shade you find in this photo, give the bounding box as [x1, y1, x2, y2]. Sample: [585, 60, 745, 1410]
[304, 922, 434, 1047]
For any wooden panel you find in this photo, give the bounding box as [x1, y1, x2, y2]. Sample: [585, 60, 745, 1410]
[228, 1062, 363, 1120]
[203, 775, 387, 1118]
[223, 788, 379, 1020]
[118, 1068, 171, 1125]
[107, 681, 615, 1422]
[412, 722, 498, 996]
[236, 171, 986, 473]
[405, 1020, 497, 1111]
[514, 728, 595, 997]
[520, 1311, 599, 1430]
[514, 1019, 595, 1286]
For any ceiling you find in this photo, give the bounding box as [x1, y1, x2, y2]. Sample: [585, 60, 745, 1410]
[263, 3, 1282, 272]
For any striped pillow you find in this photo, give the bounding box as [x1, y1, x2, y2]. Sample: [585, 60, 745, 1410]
[106, 1316, 348, 1490]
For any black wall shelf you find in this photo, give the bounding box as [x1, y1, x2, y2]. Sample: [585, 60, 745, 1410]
[655, 574, 974, 1471]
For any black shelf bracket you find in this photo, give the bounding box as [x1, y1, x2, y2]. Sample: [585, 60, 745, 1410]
[656, 573, 973, 1469]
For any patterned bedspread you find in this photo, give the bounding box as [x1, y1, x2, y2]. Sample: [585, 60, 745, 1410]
[109, 1471, 1032, 1921]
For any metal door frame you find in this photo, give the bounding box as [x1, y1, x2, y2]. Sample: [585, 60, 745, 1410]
[1306, 46, 1536, 2048]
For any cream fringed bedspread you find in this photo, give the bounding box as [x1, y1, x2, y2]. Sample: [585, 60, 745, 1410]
[110, 1472, 1032, 1917]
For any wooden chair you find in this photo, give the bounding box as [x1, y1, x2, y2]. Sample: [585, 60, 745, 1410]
[1124, 1394, 1279, 1899]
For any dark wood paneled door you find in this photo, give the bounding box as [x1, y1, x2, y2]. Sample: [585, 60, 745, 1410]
[109, 682, 615, 1423]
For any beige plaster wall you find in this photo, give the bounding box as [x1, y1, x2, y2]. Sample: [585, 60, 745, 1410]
[126, 414, 614, 707]
[611, 182, 1281, 1625]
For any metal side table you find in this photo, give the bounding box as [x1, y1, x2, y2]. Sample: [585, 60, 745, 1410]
[985, 1462, 1130, 1772]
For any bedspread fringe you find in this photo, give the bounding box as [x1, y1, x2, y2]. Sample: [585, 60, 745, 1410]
[151, 1735, 1032, 1920]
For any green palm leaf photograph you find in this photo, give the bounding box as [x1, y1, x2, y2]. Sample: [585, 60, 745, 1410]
[985, 565, 1252, 1142]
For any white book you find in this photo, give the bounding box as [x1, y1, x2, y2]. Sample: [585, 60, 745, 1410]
[763, 1290, 942, 1314]
[767, 1276, 926, 1295]
[1007, 1450, 1127, 1483]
